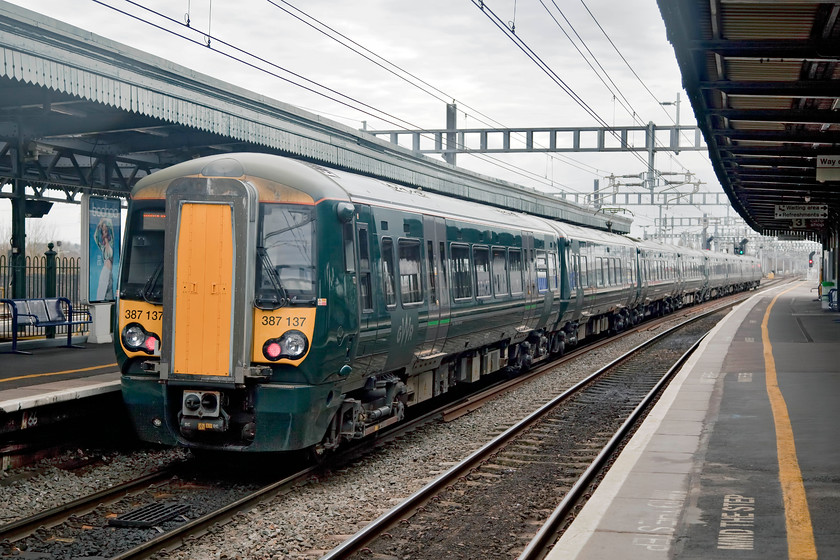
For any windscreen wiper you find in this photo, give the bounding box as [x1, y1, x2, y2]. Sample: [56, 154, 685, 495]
[142, 260, 164, 304]
[255, 247, 288, 310]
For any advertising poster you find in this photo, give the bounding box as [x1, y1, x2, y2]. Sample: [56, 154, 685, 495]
[88, 197, 121, 302]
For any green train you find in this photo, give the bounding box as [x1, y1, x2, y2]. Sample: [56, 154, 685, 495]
[116, 153, 760, 452]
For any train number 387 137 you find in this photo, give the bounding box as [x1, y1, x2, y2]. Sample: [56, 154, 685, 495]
[124, 309, 163, 321]
[261, 315, 306, 327]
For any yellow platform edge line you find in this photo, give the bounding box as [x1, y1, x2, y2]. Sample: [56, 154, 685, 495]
[762, 284, 817, 560]
[1, 363, 118, 384]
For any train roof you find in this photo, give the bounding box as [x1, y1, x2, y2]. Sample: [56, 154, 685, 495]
[548, 221, 637, 248]
[133, 153, 559, 235]
[318, 164, 558, 234]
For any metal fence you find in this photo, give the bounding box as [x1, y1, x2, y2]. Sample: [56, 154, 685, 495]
[0, 251, 89, 342]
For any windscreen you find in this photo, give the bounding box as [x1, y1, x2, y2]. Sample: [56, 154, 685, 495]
[120, 209, 165, 302]
[256, 203, 316, 306]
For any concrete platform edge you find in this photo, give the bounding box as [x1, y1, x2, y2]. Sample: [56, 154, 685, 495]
[547, 287, 785, 559]
[0, 372, 121, 413]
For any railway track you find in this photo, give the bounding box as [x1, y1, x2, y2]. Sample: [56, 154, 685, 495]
[319, 306, 729, 560]
[439, 280, 779, 423]
[0, 283, 783, 559]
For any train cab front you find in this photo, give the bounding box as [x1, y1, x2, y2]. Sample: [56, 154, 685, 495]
[117, 155, 345, 452]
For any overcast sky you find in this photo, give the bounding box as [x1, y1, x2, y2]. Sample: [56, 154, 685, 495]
[2, 0, 743, 245]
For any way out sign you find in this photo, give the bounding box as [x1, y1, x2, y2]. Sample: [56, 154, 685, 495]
[816, 155, 840, 182]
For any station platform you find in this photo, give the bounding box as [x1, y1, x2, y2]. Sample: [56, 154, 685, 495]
[0, 342, 119, 412]
[0, 343, 120, 454]
[550, 281, 840, 559]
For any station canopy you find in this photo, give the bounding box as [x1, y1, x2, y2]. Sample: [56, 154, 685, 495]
[658, 0, 840, 242]
[0, 1, 627, 233]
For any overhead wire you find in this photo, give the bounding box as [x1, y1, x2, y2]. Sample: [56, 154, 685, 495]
[96, 0, 425, 131]
[577, 0, 700, 157]
[101, 0, 607, 194]
[265, 0, 610, 186]
[537, 0, 692, 177]
[102, 1, 577, 190]
[468, 0, 653, 173]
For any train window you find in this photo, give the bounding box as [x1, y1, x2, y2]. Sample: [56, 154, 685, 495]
[451, 244, 472, 300]
[120, 211, 165, 301]
[614, 258, 622, 284]
[382, 237, 397, 307]
[595, 257, 604, 287]
[343, 222, 356, 274]
[548, 252, 558, 291]
[474, 246, 491, 298]
[357, 227, 373, 313]
[427, 241, 437, 305]
[439, 241, 447, 288]
[536, 251, 548, 293]
[492, 247, 508, 296]
[258, 204, 316, 304]
[398, 239, 423, 305]
[509, 249, 524, 294]
[580, 255, 589, 288]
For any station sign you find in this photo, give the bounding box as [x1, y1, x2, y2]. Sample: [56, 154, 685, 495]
[816, 155, 840, 182]
[790, 218, 825, 229]
[774, 204, 828, 219]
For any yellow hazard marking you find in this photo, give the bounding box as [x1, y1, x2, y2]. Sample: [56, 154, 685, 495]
[762, 284, 817, 559]
[173, 202, 234, 377]
[0, 363, 118, 383]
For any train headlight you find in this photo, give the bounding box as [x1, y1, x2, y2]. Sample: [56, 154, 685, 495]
[123, 324, 146, 348]
[121, 323, 160, 354]
[262, 330, 309, 361]
[283, 331, 307, 358]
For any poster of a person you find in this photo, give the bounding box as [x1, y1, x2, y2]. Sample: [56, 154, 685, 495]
[88, 197, 121, 302]
[94, 218, 115, 300]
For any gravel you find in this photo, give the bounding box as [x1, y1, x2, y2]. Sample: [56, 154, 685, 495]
[165, 315, 707, 560]
[0, 446, 188, 525]
[0, 305, 726, 559]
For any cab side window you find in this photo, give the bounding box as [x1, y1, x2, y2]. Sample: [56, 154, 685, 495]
[509, 249, 524, 294]
[357, 226, 373, 312]
[451, 243, 472, 300]
[382, 237, 397, 307]
[398, 239, 423, 305]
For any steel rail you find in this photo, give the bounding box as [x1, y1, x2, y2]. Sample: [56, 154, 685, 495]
[110, 463, 322, 560]
[517, 336, 706, 560]
[440, 280, 780, 423]
[0, 465, 181, 543]
[319, 303, 728, 560]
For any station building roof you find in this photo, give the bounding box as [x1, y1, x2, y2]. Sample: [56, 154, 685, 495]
[0, 1, 628, 233]
[658, 0, 840, 242]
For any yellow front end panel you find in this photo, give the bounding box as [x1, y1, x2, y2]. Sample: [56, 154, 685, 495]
[118, 300, 163, 358]
[252, 307, 317, 365]
[173, 203, 234, 377]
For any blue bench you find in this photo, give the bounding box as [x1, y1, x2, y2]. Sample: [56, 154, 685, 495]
[1, 297, 92, 354]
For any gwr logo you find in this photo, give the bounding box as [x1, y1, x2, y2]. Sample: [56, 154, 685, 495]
[396, 314, 414, 346]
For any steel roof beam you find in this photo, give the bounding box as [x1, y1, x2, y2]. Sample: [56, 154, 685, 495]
[721, 156, 815, 167]
[715, 129, 840, 143]
[699, 80, 839, 96]
[710, 109, 840, 124]
[690, 39, 840, 59]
